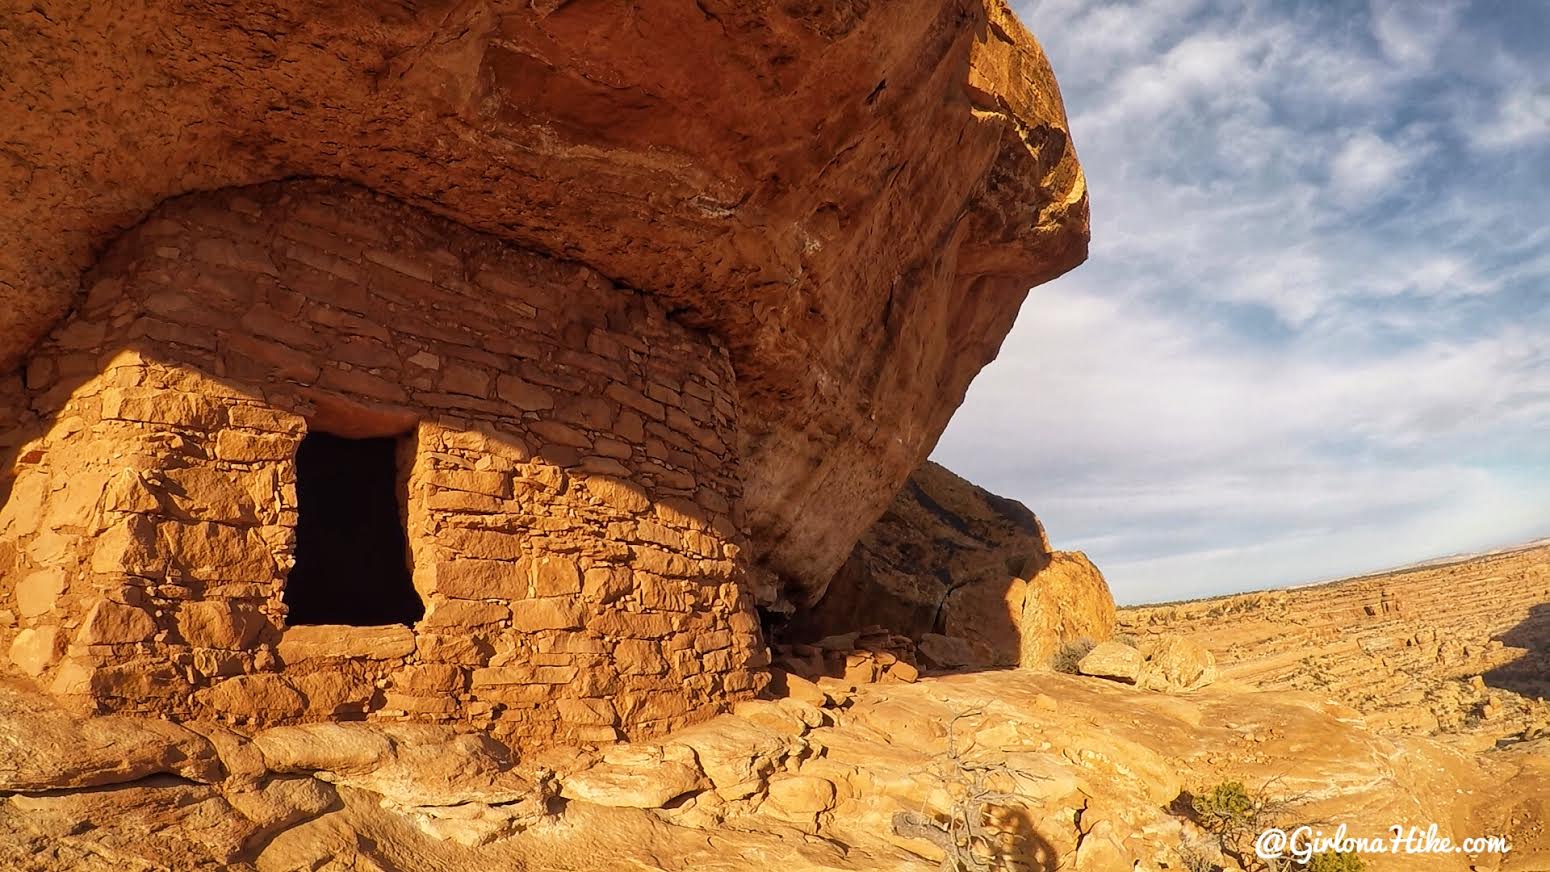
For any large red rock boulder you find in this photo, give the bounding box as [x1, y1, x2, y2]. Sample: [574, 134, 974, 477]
[791, 461, 1115, 666]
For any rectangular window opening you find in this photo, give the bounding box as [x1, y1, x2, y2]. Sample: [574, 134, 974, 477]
[284, 430, 424, 627]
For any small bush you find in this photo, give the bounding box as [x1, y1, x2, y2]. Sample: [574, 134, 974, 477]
[1189, 780, 1302, 871]
[1111, 632, 1141, 648]
[1305, 851, 1365, 872]
[1049, 638, 1096, 673]
[1192, 780, 1256, 834]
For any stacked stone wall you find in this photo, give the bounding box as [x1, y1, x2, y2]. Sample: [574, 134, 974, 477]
[0, 180, 766, 747]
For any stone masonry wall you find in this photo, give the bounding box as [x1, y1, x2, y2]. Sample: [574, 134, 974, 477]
[0, 180, 766, 748]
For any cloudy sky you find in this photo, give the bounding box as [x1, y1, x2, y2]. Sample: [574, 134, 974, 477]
[933, 0, 1550, 604]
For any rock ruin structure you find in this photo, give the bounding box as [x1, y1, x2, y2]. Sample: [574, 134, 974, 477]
[1, 182, 763, 745]
[0, 1, 1087, 742]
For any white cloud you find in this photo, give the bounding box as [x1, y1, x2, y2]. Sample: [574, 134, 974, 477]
[1328, 130, 1411, 200]
[969, 0, 1550, 603]
[1024, 0, 1211, 86]
[1473, 87, 1550, 151]
[1369, 0, 1463, 69]
[936, 280, 1550, 602]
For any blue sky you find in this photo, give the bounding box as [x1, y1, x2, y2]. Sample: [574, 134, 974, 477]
[933, 0, 1550, 604]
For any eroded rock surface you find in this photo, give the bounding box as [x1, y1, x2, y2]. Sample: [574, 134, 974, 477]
[1124, 542, 1550, 745]
[791, 461, 1115, 666]
[0, 0, 1088, 605]
[1, 667, 1543, 871]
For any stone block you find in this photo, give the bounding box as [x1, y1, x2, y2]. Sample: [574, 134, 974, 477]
[8, 626, 65, 675]
[317, 365, 409, 403]
[495, 375, 554, 411]
[332, 336, 398, 369]
[100, 387, 225, 429]
[632, 547, 692, 578]
[226, 403, 306, 433]
[588, 611, 679, 639]
[177, 600, 264, 649]
[202, 674, 306, 720]
[76, 602, 158, 645]
[439, 527, 526, 561]
[509, 598, 584, 632]
[415, 633, 492, 665]
[471, 664, 579, 686]
[380, 692, 460, 714]
[225, 333, 322, 382]
[583, 476, 650, 513]
[615, 411, 645, 443]
[161, 521, 276, 579]
[576, 456, 629, 478]
[559, 396, 614, 430]
[529, 420, 591, 449]
[583, 567, 632, 604]
[276, 624, 416, 662]
[290, 672, 374, 717]
[160, 466, 263, 523]
[15, 569, 66, 619]
[101, 469, 162, 514]
[422, 598, 509, 628]
[191, 648, 249, 678]
[425, 490, 504, 513]
[531, 556, 581, 596]
[614, 639, 668, 676]
[636, 521, 684, 551]
[434, 560, 523, 600]
[604, 384, 664, 421]
[556, 697, 618, 725]
[393, 663, 465, 693]
[439, 363, 491, 397]
[425, 469, 511, 498]
[364, 248, 434, 282]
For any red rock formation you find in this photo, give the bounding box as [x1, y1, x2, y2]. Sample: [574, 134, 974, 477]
[790, 461, 1115, 665]
[0, 0, 1088, 607]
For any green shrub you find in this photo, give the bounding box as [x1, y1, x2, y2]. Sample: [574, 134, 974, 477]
[1189, 780, 1298, 870]
[1192, 780, 1256, 834]
[1305, 851, 1365, 872]
[1049, 638, 1096, 673]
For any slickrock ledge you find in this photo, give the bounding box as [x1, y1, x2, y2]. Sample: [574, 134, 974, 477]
[0, 0, 1088, 605]
[2, 670, 1545, 871]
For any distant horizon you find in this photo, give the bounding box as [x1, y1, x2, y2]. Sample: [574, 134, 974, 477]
[1112, 532, 1550, 607]
[933, 0, 1549, 605]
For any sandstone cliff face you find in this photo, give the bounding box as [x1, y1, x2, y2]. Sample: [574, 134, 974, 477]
[791, 461, 1115, 665]
[0, 0, 1088, 607]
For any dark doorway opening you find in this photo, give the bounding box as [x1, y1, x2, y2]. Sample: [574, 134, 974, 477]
[284, 431, 424, 626]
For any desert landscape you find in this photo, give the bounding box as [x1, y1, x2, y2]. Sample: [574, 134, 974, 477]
[0, 0, 1545, 871]
[1125, 542, 1550, 747]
